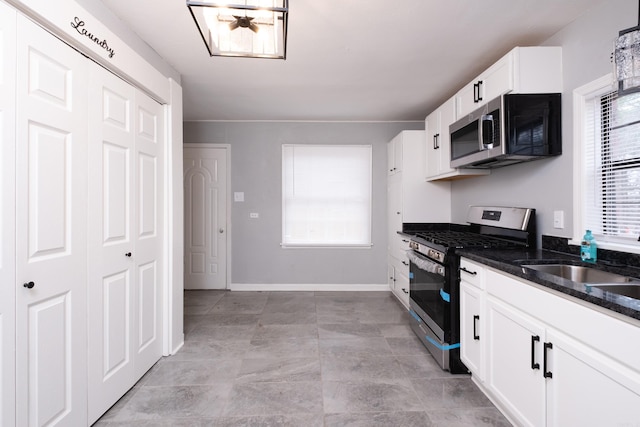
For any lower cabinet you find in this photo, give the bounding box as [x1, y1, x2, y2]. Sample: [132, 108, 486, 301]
[388, 250, 410, 309]
[460, 257, 640, 426]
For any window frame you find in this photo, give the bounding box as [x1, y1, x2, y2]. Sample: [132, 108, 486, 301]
[573, 73, 640, 254]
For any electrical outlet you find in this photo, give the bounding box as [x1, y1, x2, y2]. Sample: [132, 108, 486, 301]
[553, 210, 564, 229]
[249, 212, 259, 219]
[234, 192, 245, 202]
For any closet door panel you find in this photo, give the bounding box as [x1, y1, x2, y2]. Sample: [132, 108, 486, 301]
[0, 3, 16, 427]
[87, 65, 136, 424]
[15, 15, 88, 427]
[133, 92, 164, 379]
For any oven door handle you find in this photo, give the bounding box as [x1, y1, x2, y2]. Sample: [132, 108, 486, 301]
[406, 250, 445, 276]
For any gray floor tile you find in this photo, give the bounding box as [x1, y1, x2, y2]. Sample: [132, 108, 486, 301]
[98, 290, 510, 425]
[324, 411, 433, 427]
[171, 339, 252, 361]
[426, 407, 512, 426]
[235, 357, 321, 383]
[248, 338, 319, 358]
[258, 310, 317, 325]
[105, 384, 233, 421]
[412, 377, 493, 410]
[144, 359, 242, 385]
[323, 379, 424, 413]
[224, 382, 323, 416]
[318, 323, 382, 339]
[319, 337, 393, 357]
[320, 354, 406, 382]
[211, 413, 324, 427]
[251, 324, 318, 340]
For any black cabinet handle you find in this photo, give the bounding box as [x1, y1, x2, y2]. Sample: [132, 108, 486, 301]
[459, 267, 477, 276]
[531, 335, 540, 370]
[473, 315, 480, 340]
[125, 252, 132, 257]
[477, 80, 483, 102]
[543, 342, 553, 378]
[402, 261, 409, 266]
[473, 82, 479, 103]
[402, 288, 409, 294]
[23, 281, 35, 289]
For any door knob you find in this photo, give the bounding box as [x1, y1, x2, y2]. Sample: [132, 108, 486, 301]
[23, 281, 35, 289]
[125, 252, 132, 257]
[219, 228, 224, 233]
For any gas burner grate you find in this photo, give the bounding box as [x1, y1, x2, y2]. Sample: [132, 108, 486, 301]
[414, 230, 523, 249]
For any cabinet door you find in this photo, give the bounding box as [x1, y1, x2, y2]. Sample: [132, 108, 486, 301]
[436, 97, 456, 175]
[387, 136, 402, 175]
[460, 282, 484, 381]
[546, 329, 640, 426]
[425, 110, 439, 178]
[486, 296, 546, 427]
[456, 80, 478, 119]
[387, 139, 395, 175]
[0, 4, 16, 426]
[15, 15, 88, 426]
[387, 173, 402, 239]
[481, 54, 513, 104]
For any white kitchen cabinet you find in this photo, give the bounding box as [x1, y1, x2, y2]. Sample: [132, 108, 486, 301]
[459, 258, 486, 382]
[486, 296, 547, 427]
[455, 46, 562, 119]
[387, 131, 451, 308]
[425, 96, 489, 181]
[461, 258, 640, 427]
[388, 254, 410, 308]
[387, 132, 403, 175]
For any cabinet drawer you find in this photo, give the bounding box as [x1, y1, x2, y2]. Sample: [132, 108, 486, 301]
[460, 258, 485, 289]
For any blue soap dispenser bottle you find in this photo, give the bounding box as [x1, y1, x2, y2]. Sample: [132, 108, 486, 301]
[581, 230, 597, 263]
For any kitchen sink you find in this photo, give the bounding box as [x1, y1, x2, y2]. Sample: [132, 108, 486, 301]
[591, 283, 640, 299]
[522, 264, 639, 284]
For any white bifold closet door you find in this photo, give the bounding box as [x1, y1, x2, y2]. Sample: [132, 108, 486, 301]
[15, 14, 89, 427]
[87, 63, 164, 424]
[0, 3, 16, 427]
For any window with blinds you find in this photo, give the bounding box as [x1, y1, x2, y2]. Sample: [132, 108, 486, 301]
[584, 90, 640, 243]
[282, 144, 372, 247]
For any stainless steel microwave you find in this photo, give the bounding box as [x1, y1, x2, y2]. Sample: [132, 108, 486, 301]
[449, 93, 561, 169]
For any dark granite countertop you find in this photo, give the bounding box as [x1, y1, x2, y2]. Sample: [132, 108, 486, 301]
[456, 248, 640, 321]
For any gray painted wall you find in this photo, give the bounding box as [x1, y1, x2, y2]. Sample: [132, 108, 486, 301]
[183, 121, 423, 285]
[450, 0, 637, 242]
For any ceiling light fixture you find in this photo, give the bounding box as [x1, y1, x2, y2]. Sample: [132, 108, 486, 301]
[614, 0, 640, 95]
[186, 1, 289, 59]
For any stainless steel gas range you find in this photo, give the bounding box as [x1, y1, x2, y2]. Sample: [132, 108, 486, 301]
[405, 206, 536, 374]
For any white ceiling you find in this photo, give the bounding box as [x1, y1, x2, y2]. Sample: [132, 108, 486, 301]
[100, 0, 605, 122]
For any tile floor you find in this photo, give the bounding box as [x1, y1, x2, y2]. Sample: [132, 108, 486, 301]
[96, 290, 511, 426]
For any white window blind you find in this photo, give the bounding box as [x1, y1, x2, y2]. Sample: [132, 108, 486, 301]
[584, 89, 640, 243]
[282, 144, 372, 246]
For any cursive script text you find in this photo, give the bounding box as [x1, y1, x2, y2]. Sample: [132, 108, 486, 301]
[70, 17, 115, 59]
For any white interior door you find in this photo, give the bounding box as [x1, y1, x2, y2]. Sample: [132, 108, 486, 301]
[15, 15, 88, 427]
[132, 90, 164, 379]
[184, 146, 228, 289]
[87, 64, 137, 424]
[87, 65, 164, 422]
[0, 4, 16, 427]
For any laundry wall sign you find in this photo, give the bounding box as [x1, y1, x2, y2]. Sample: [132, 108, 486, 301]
[70, 17, 115, 59]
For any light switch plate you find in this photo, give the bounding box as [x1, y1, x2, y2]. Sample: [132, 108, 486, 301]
[553, 210, 564, 229]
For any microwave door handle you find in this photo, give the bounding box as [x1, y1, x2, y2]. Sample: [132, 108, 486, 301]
[480, 115, 494, 149]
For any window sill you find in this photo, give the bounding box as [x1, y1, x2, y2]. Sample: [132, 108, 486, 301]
[280, 243, 373, 249]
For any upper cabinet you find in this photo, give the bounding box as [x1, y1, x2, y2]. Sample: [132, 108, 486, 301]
[455, 46, 562, 119]
[425, 96, 490, 181]
[387, 134, 404, 175]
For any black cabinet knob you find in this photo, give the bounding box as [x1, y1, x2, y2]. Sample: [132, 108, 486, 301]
[125, 252, 132, 257]
[23, 281, 35, 289]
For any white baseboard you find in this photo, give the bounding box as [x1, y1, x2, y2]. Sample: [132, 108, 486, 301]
[229, 283, 391, 292]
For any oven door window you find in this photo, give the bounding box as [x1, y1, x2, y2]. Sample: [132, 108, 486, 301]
[408, 252, 448, 332]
